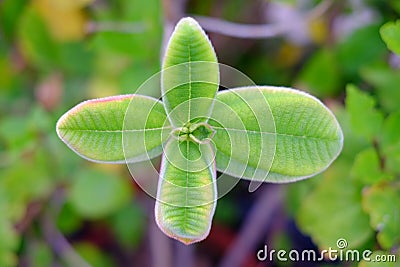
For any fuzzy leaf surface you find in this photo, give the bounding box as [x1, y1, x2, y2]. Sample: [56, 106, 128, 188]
[162, 17, 218, 126]
[57, 95, 171, 163]
[155, 139, 216, 244]
[210, 86, 343, 182]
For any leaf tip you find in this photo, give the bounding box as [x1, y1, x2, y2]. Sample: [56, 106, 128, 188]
[55, 110, 69, 141]
[154, 201, 211, 245]
[176, 17, 202, 30]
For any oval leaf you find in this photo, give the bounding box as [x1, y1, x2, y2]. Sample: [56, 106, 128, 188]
[155, 139, 217, 244]
[380, 20, 400, 55]
[210, 86, 343, 182]
[208, 89, 276, 184]
[56, 95, 171, 163]
[162, 17, 219, 126]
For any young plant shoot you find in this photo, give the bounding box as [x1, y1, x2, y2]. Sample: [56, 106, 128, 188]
[56, 17, 343, 244]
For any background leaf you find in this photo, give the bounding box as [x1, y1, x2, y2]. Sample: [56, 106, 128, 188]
[296, 48, 341, 97]
[297, 161, 373, 250]
[362, 184, 400, 250]
[68, 169, 132, 219]
[351, 148, 393, 185]
[336, 24, 386, 80]
[380, 20, 400, 55]
[110, 204, 145, 248]
[380, 111, 400, 175]
[345, 84, 383, 141]
[89, 0, 162, 95]
[74, 242, 116, 267]
[361, 66, 400, 113]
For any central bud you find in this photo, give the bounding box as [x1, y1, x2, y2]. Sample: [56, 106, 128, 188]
[173, 122, 215, 144]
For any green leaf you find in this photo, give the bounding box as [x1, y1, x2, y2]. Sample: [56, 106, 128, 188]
[90, 0, 162, 57]
[162, 17, 219, 126]
[210, 86, 343, 182]
[351, 148, 393, 185]
[111, 204, 145, 248]
[68, 169, 132, 219]
[380, 111, 400, 174]
[17, 6, 59, 70]
[380, 20, 400, 55]
[74, 242, 116, 267]
[191, 123, 215, 142]
[297, 160, 373, 250]
[0, 218, 18, 267]
[29, 241, 53, 267]
[155, 139, 217, 244]
[336, 24, 386, 79]
[0, 0, 27, 42]
[56, 203, 82, 234]
[392, 0, 400, 15]
[296, 48, 341, 97]
[56, 94, 171, 163]
[286, 176, 319, 216]
[209, 87, 276, 185]
[362, 184, 400, 250]
[346, 84, 383, 141]
[332, 105, 370, 160]
[361, 66, 400, 113]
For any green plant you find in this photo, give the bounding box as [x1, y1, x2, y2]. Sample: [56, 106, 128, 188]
[56, 17, 343, 245]
[288, 19, 400, 266]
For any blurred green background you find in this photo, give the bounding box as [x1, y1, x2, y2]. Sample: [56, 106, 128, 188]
[1, 0, 400, 266]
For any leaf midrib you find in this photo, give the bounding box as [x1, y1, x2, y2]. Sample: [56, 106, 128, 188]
[212, 126, 340, 141]
[184, 141, 190, 232]
[58, 127, 172, 133]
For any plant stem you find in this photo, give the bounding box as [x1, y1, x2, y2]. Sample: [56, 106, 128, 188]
[218, 184, 284, 267]
[40, 210, 92, 267]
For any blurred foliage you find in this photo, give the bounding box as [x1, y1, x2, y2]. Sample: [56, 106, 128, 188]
[1, 0, 400, 266]
[0, 0, 160, 265]
[287, 5, 400, 265]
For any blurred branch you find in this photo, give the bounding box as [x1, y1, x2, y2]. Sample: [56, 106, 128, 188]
[15, 200, 43, 233]
[193, 15, 287, 39]
[41, 215, 92, 267]
[144, 196, 173, 267]
[218, 185, 284, 267]
[308, 0, 334, 19]
[148, 219, 174, 267]
[161, 0, 188, 58]
[192, 0, 333, 39]
[175, 241, 194, 267]
[162, 0, 188, 26]
[40, 188, 92, 267]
